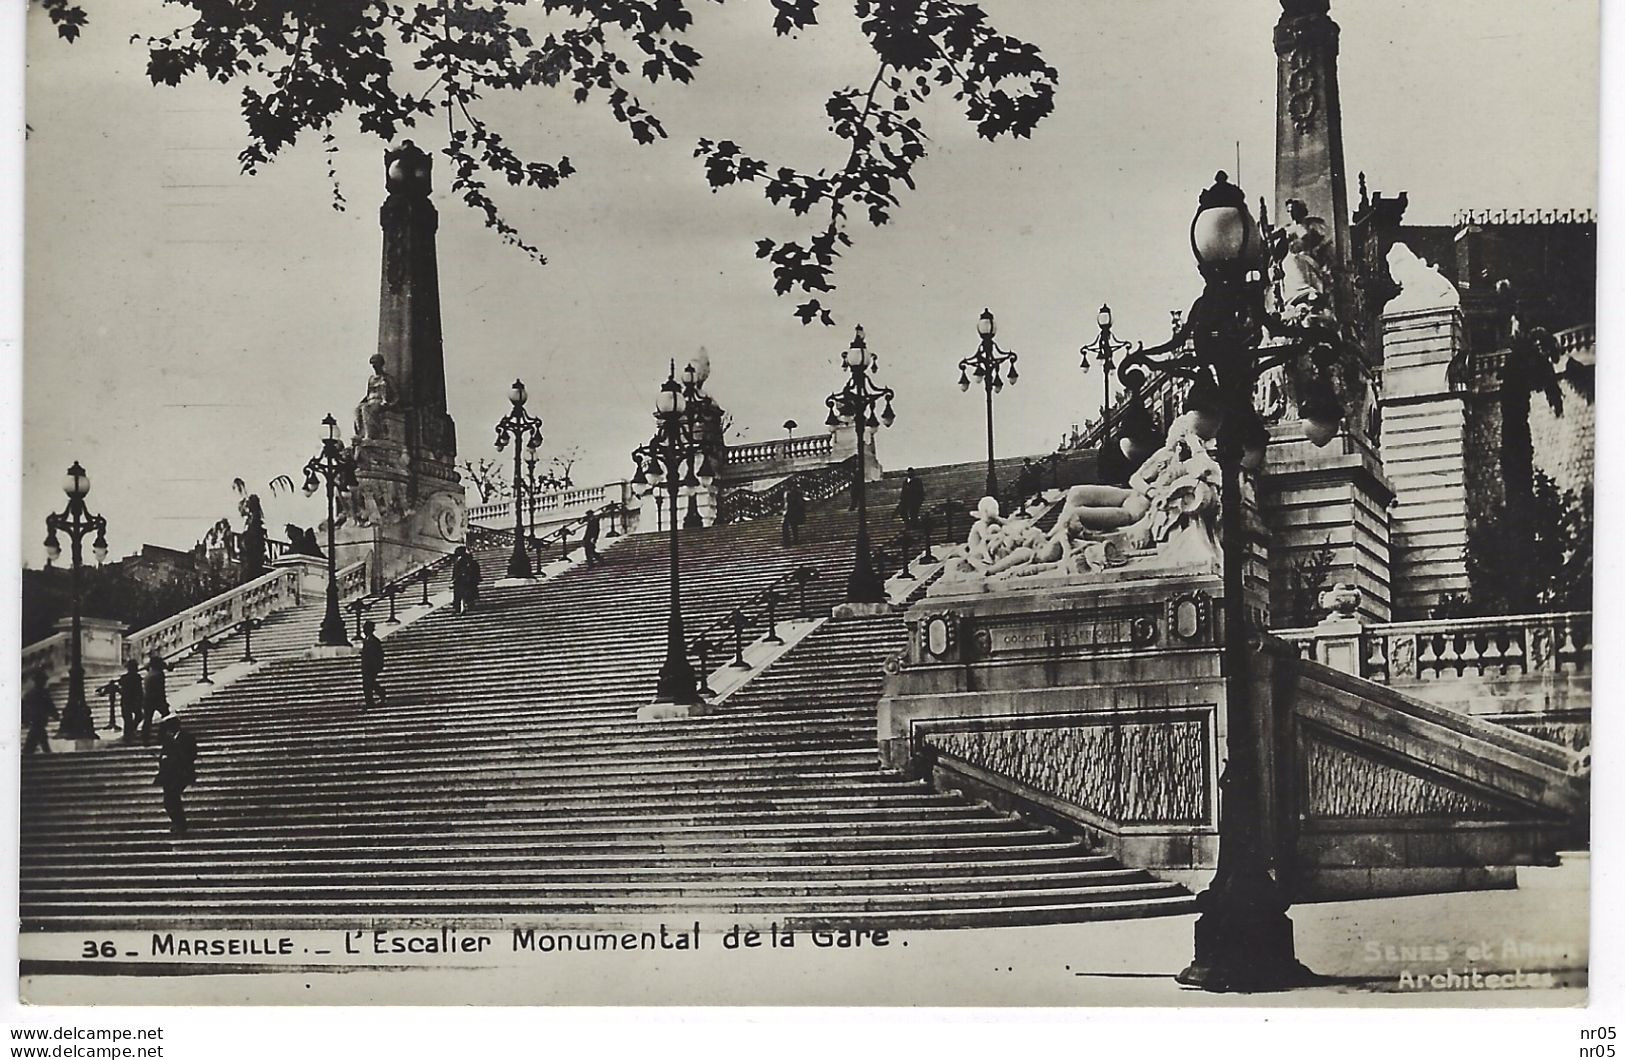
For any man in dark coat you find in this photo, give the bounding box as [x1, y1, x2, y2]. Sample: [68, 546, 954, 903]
[22, 671, 56, 755]
[118, 659, 144, 744]
[583, 508, 602, 567]
[141, 654, 170, 745]
[782, 480, 806, 546]
[451, 546, 481, 614]
[154, 715, 197, 835]
[898, 468, 926, 530]
[360, 620, 386, 709]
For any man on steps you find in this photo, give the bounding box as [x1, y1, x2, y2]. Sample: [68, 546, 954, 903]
[583, 507, 602, 567]
[452, 546, 480, 614]
[154, 714, 197, 835]
[360, 621, 387, 709]
[782, 480, 806, 546]
[141, 654, 170, 746]
[898, 468, 925, 530]
[118, 659, 144, 745]
[21, 671, 57, 755]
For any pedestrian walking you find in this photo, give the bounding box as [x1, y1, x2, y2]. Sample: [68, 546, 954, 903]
[898, 468, 926, 530]
[141, 654, 170, 745]
[154, 715, 197, 835]
[452, 546, 481, 614]
[118, 658, 144, 744]
[360, 620, 387, 709]
[583, 507, 602, 567]
[22, 671, 56, 755]
[782, 479, 806, 546]
[1016, 458, 1040, 504]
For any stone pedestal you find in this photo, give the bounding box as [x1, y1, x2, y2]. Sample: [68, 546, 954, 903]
[878, 571, 1238, 876]
[1260, 428, 1394, 624]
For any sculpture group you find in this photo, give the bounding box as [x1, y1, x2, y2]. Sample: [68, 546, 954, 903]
[944, 410, 1224, 588]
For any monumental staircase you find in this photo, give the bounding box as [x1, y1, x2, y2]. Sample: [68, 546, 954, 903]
[20, 458, 1199, 933]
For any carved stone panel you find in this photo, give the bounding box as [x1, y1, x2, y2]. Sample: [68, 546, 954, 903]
[1303, 737, 1508, 820]
[925, 712, 1211, 825]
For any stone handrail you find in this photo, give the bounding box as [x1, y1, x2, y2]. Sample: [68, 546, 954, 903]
[468, 481, 625, 527]
[1274, 611, 1591, 684]
[123, 566, 306, 665]
[21, 632, 70, 680]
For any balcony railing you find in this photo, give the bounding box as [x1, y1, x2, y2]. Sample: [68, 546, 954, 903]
[20, 633, 70, 681]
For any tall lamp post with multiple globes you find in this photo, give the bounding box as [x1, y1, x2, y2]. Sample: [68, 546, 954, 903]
[494, 379, 545, 581]
[302, 414, 359, 648]
[826, 325, 895, 605]
[1079, 304, 1138, 484]
[43, 461, 108, 740]
[958, 308, 1018, 498]
[1117, 171, 1345, 993]
[631, 361, 716, 706]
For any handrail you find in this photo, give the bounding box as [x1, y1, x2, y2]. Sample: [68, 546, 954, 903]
[684, 564, 821, 696]
[716, 455, 857, 525]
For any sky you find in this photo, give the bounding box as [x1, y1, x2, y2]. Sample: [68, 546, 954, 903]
[18, 0, 1602, 563]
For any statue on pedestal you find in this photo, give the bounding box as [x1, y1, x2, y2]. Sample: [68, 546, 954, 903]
[1269, 198, 1339, 328]
[355, 354, 400, 442]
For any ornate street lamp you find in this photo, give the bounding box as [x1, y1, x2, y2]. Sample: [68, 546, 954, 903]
[1118, 171, 1342, 993]
[826, 325, 896, 604]
[43, 461, 108, 740]
[632, 361, 716, 705]
[494, 378, 545, 581]
[959, 308, 1018, 497]
[1080, 303, 1139, 484]
[302, 414, 358, 648]
[522, 430, 568, 569]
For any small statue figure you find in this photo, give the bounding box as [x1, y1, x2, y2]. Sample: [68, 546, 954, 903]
[355, 353, 399, 441]
[1269, 198, 1338, 328]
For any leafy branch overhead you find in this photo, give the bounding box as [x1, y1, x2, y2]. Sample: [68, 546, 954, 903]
[41, 0, 1056, 325]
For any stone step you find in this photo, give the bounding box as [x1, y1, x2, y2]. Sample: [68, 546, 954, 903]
[21, 850, 1109, 879]
[20, 880, 1190, 917]
[20, 823, 1058, 856]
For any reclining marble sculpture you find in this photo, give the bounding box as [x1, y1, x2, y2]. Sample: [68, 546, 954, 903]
[940, 411, 1223, 590]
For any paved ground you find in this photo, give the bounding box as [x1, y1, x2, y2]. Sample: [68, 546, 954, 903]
[22, 877, 1588, 1007]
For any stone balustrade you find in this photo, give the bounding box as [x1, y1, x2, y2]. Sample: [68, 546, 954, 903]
[124, 566, 306, 665]
[21, 632, 70, 680]
[467, 481, 627, 528]
[725, 434, 834, 467]
[1276, 611, 1591, 684]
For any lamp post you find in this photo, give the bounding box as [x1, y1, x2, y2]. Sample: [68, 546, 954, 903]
[1118, 171, 1343, 993]
[826, 325, 896, 604]
[522, 431, 568, 568]
[958, 308, 1018, 498]
[301, 414, 358, 648]
[1079, 304, 1139, 484]
[494, 379, 544, 581]
[42, 460, 108, 740]
[632, 360, 716, 705]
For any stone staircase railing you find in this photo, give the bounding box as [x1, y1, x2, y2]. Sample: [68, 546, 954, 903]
[122, 566, 305, 665]
[1274, 611, 1592, 684]
[20, 632, 70, 680]
[467, 481, 630, 528]
[725, 434, 835, 468]
[123, 558, 368, 667]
